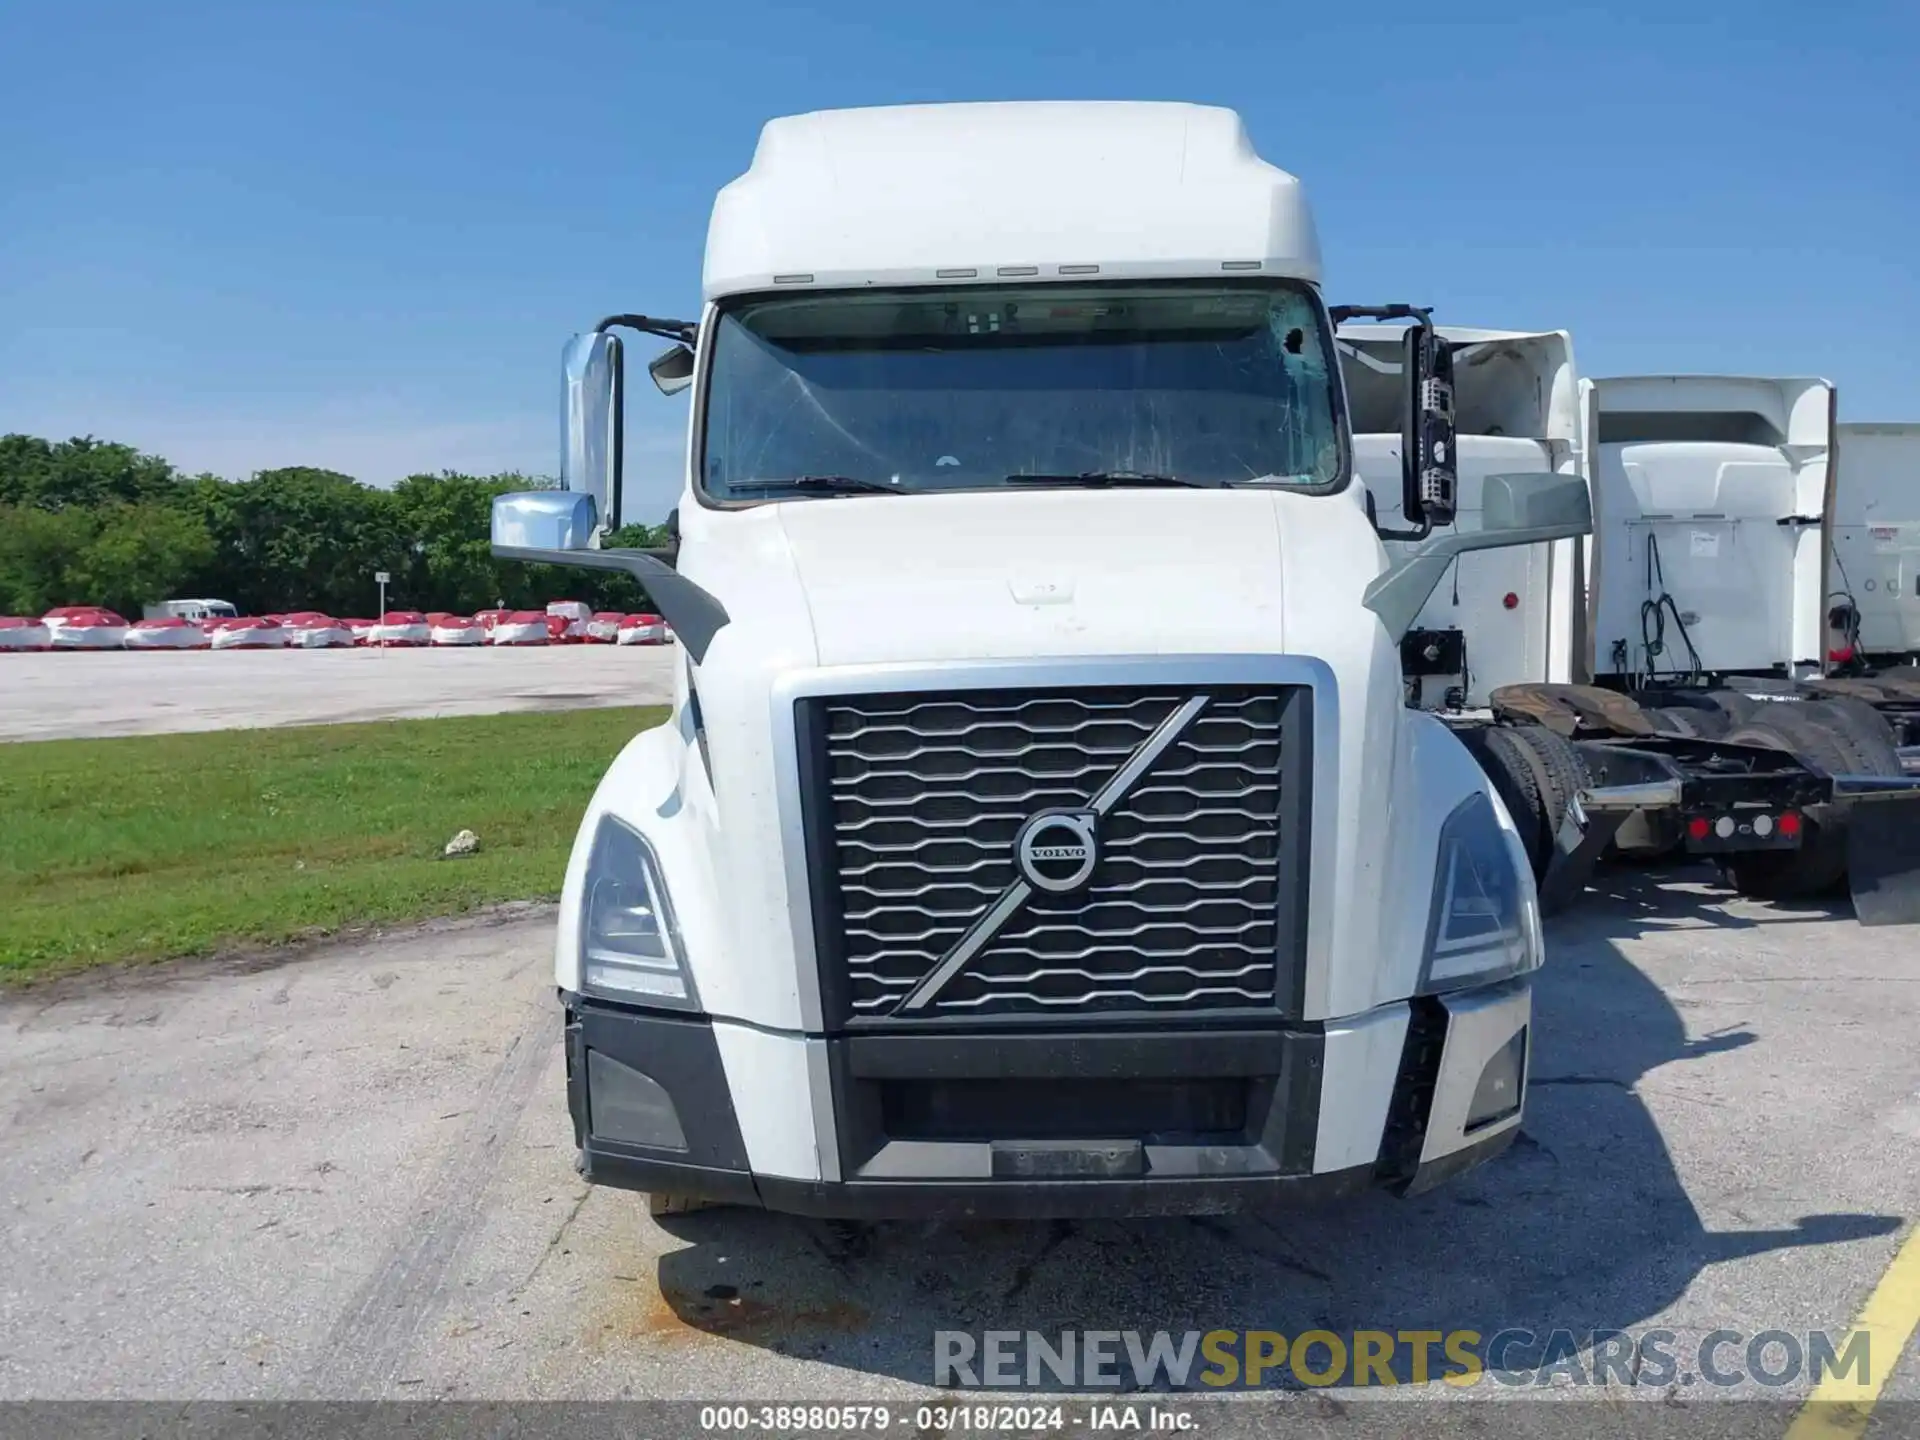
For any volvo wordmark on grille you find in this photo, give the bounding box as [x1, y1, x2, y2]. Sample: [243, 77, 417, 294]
[491, 99, 1591, 1222]
[1013, 809, 1100, 894]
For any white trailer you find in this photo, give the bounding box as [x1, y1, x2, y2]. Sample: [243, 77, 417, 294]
[143, 598, 238, 623]
[1344, 338, 1920, 920]
[485, 102, 1600, 1220]
[1828, 423, 1920, 667]
[1340, 326, 1583, 710]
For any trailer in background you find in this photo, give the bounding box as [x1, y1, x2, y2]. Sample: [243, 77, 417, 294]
[1338, 330, 1920, 925]
[1807, 423, 1920, 751]
[143, 598, 239, 623]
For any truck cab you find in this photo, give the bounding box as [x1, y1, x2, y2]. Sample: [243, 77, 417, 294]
[493, 102, 1591, 1219]
[1829, 423, 1920, 670]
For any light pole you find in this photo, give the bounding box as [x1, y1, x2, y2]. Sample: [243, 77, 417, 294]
[374, 570, 389, 648]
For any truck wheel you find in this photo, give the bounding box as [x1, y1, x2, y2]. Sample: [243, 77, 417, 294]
[1505, 724, 1589, 860]
[1462, 727, 1548, 876]
[1795, 698, 1902, 775]
[1717, 717, 1851, 899]
[1697, 690, 1761, 727]
[647, 1192, 713, 1218]
[1465, 725, 1586, 879]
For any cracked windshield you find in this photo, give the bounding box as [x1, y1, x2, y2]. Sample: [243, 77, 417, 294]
[700, 282, 1343, 498]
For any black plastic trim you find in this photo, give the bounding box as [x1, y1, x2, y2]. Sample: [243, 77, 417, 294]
[490, 544, 730, 664]
[565, 999, 1518, 1218]
[843, 1028, 1313, 1080]
[1272, 686, 1314, 1017]
[569, 998, 750, 1174]
[751, 1165, 1375, 1220]
[792, 696, 856, 1028]
[1399, 1123, 1520, 1197]
[826, 1025, 1324, 1185]
[1375, 996, 1448, 1189]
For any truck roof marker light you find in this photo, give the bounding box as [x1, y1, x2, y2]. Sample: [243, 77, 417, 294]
[996, 265, 1039, 277]
[773, 273, 813, 284]
[1778, 811, 1803, 838]
[1058, 264, 1099, 275]
[935, 268, 977, 279]
[1503, 592, 1520, 610]
[1686, 816, 1711, 841]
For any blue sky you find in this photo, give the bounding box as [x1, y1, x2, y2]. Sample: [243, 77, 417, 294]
[3, 0, 1914, 521]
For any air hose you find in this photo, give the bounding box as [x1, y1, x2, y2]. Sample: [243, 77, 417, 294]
[1639, 532, 1703, 685]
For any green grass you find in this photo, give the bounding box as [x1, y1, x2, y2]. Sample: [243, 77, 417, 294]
[0, 706, 668, 982]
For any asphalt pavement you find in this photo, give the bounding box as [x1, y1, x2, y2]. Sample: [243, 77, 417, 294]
[4, 869, 1917, 1412]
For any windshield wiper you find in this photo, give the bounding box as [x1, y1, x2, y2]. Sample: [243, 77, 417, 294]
[728, 475, 903, 497]
[1003, 471, 1214, 489]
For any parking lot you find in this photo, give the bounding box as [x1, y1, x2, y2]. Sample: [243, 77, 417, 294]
[5, 870, 1917, 1409]
[0, 646, 681, 742]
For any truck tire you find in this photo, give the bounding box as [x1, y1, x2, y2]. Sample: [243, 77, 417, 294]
[1462, 726, 1548, 876]
[1464, 724, 1586, 879]
[1716, 716, 1854, 899]
[1697, 690, 1761, 727]
[1506, 723, 1589, 859]
[1795, 698, 1902, 775]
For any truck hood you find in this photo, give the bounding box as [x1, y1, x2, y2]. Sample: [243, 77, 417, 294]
[771, 488, 1313, 665]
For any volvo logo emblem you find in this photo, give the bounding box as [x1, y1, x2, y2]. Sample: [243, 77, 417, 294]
[1014, 809, 1100, 894]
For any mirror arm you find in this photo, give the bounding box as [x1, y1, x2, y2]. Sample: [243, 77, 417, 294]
[597, 313, 699, 346]
[1374, 518, 1432, 544]
[607, 336, 624, 536]
[491, 544, 730, 663]
[1362, 521, 1588, 642]
[1329, 302, 1433, 327]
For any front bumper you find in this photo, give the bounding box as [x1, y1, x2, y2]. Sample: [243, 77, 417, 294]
[563, 978, 1531, 1220]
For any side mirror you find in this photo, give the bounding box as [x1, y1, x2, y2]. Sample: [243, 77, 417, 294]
[649, 344, 695, 397]
[491, 490, 599, 551]
[1401, 323, 1457, 529]
[562, 331, 623, 535]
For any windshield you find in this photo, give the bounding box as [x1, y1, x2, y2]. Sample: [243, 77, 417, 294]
[698, 281, 1344, 501]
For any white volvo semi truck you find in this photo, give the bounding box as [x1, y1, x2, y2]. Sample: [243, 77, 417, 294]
[1341, 331, 1920, 921]
[489, 102, 1597, 1219]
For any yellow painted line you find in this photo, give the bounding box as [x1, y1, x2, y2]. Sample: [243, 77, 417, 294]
[1786, 1221, 1920, 1440]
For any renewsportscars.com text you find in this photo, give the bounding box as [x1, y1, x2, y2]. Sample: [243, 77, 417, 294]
[934, 1328, 1870, 1390]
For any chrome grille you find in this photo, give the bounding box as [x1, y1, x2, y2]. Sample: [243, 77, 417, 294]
[805, 686, 1306, 1023]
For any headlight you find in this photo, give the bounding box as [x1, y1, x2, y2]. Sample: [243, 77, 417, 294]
[580, 815, 699, 1009]
[1419, 791, 1541, 994]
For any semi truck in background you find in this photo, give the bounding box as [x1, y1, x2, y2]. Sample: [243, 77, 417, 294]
[1339, 330, 1920, 921]
[484, 101, 1599, 1219]
[1821, 423, 1920, 737]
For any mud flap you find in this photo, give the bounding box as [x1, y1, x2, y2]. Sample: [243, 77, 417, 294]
[1538, 780, 1682, 915]
[1846, 791, 1920, 926]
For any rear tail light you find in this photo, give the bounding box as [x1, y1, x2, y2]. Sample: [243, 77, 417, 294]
[1778, 811, 1802, 838]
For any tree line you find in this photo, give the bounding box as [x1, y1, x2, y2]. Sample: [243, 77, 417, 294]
[0, 435, 666, 619]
